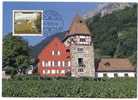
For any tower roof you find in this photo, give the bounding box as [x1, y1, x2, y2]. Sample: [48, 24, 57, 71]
[66, 15, 91, 36]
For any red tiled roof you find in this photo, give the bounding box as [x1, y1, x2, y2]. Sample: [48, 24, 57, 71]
[96, 58, 135, 72]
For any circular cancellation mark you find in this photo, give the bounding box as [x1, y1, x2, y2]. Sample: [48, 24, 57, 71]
[43, 10, 64, 35]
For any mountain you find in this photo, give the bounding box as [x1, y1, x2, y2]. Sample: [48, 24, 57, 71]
[86, 4, 137, 65]
[83, 3, 134, 19]
[30, 31, 66, 58]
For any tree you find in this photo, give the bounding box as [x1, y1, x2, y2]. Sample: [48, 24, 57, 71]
[16, 55, 30, 75]
[86, 4, 137, 65]
[115, 27, 136, 56]
[3, 33, 31, 76]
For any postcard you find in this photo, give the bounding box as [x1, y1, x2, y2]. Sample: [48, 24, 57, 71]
[2, 2, 137, 98]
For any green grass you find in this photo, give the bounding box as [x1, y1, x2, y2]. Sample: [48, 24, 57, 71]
[2, 77, 137, 98]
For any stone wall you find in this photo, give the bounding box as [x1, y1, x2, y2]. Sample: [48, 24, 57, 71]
[71, 44, 95, 77]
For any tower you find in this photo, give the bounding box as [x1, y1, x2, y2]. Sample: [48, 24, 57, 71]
[64, 15, 95, 77]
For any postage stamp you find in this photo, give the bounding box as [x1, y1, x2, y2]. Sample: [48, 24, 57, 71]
[12, 10, 43, 36]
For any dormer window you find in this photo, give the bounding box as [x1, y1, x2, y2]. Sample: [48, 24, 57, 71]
[79, 20, 83, 23]
[104, 62, 110, 67]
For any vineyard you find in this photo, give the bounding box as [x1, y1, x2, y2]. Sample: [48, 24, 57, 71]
[2, 76, 137, 98]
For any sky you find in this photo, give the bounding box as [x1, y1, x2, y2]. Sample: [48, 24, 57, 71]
[3, 2, 97, 46]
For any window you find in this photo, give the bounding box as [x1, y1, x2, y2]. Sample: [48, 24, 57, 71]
[43, 70, 46, 74]
[52, 50, 60, 56]
[42, 61, 45, 67]
[78, 68, 83, 72]
[58, 61, 61, 67]
[51, 70, 56, 74]
[57, 51, 60, 55]
[77, 48, 83, 51]
[62, 61, 65, 67]
[66, 49, 70, 53]
[48, 61, 51, 66]
[78, 58, 84, 66]
[68, 61, 71, 66]
[80, 38, 86, 42]
[61, 70, 65, 74]
[79, 20, 83, 23]
[114, 73, 118, 77]
[52, 50, 54, 55]
[45, 61, 48, 67]
[103, 73, 107, 77]
[124, 73, 128, 77]
[52, 61, 54, 67]
[47, 70, 50, 74]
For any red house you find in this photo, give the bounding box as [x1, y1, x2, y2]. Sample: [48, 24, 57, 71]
[38, 37, 71, 77]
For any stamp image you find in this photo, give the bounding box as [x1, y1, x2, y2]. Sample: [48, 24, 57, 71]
[13, 10, 43, 36]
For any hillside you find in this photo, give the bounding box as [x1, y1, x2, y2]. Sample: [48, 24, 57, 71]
[86, 4, 137, 65]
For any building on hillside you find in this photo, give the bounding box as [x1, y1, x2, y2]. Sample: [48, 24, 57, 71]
[96, 58, 136, 78]
[38, 37, 71, 77]
[37, 14, 136, 78]
[64, 15, 95, 77]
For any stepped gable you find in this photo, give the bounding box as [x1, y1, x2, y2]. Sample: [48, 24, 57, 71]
[65, 15, 91, 37]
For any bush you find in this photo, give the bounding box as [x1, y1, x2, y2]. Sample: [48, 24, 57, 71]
[13, 74, 40, 80]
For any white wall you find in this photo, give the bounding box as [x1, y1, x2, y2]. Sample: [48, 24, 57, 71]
[27, 70, 32, 75]
[96, 72, 136, 78]
[128, 72, 135, 77]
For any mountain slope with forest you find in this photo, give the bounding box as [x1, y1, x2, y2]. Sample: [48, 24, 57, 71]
[86, 4, 137, 65]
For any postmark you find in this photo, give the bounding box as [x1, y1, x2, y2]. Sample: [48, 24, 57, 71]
[13, 10, 43, 36]
[43, 10, 64, 35]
